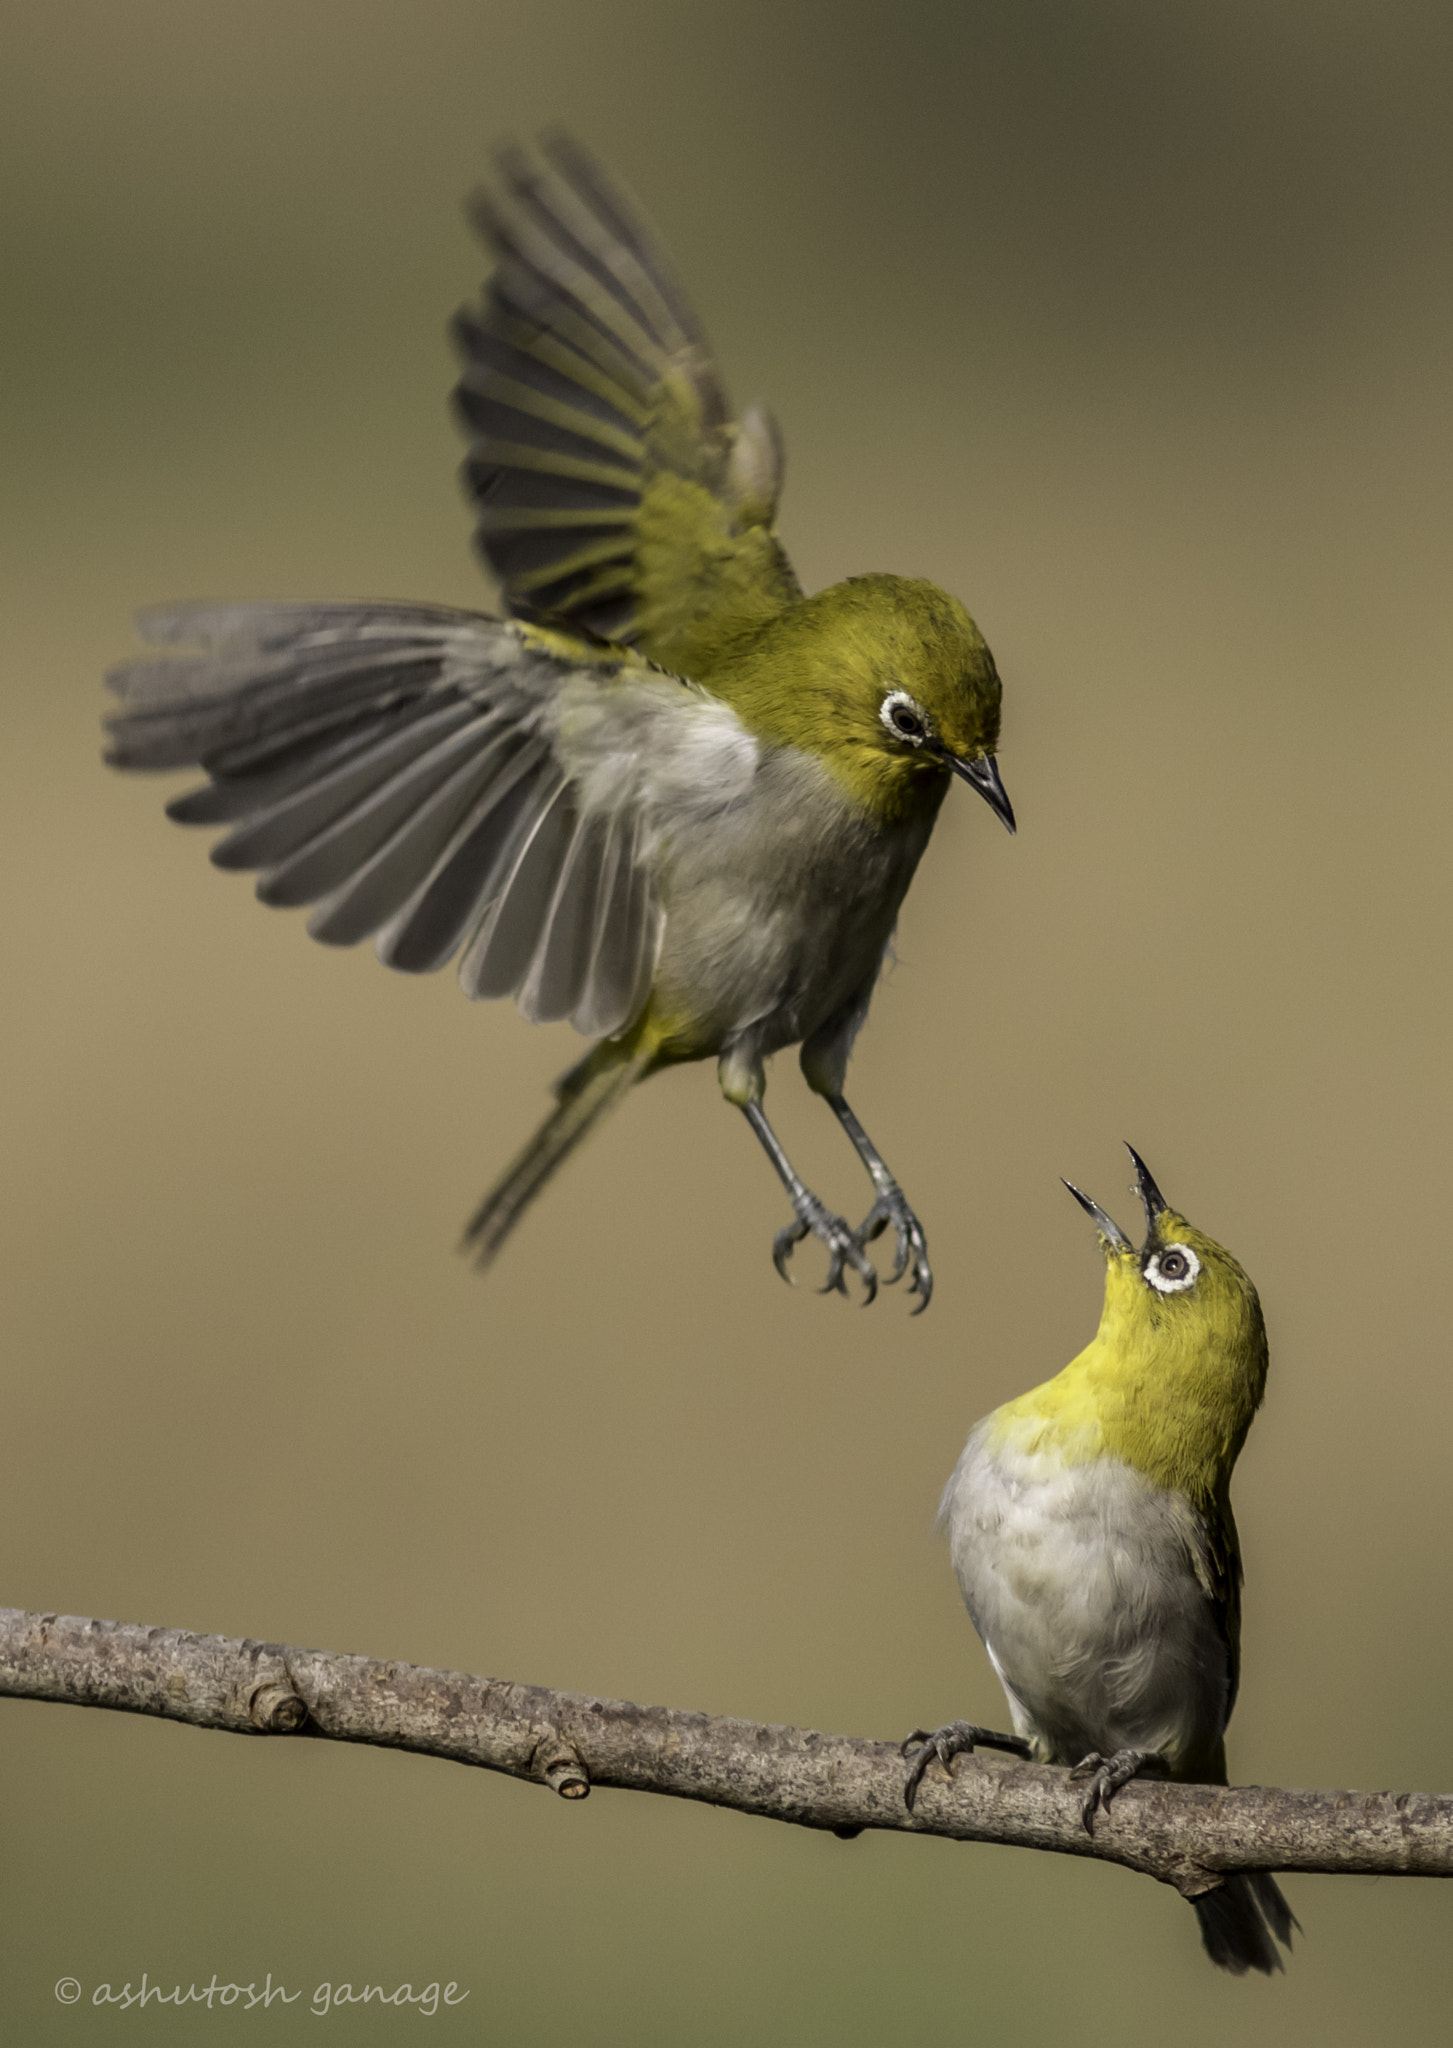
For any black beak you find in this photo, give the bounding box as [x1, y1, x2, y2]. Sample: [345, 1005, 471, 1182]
[1125, 1144, 1170, 1231]
[1062, 1179, 1132, 1252]
[948, 752, 1016, 834]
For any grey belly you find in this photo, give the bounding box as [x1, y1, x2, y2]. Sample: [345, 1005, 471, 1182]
[942, 1431, 1231, 1776]
[653, 754, 934, 1054]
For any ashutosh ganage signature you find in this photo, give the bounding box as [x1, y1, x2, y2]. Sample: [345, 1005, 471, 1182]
[54, 1974, 469, 2014]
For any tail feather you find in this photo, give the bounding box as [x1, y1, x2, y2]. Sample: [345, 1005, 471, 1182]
[1193, 1873, 1298, 1975]
[463, 1033, 652, 1267]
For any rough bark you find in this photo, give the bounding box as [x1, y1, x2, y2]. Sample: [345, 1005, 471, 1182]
[3, 1607, 1449, 1899]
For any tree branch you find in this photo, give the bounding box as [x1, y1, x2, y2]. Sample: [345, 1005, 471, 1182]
[3, 1607, 1448, 1900]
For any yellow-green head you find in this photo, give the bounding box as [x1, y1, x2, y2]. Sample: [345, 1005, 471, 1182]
[704, 572, 1011, 828]
[995, 1148, 1268, 1502]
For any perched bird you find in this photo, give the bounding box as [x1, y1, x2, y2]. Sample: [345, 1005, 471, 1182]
[903, 1148, 1296, 1973]
[104, 136, 1015, 1308]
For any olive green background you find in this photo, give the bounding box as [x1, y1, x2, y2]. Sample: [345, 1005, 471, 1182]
[3, 0, 1451, 2039]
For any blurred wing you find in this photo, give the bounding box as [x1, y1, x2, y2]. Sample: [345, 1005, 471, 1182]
[104, 602, 683, 1037]
[454, 134, 801, 675]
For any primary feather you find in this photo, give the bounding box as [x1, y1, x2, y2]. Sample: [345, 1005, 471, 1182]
[455, 133, 800, 671]
[104, 605, 725, 1038]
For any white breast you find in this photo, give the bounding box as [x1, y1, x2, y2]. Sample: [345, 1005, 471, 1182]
[940, 1426, 1231, 1775]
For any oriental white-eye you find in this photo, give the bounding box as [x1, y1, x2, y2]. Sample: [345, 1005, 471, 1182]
[105, 137, 1015, 1308]
[903, 1147, 1296, 1974]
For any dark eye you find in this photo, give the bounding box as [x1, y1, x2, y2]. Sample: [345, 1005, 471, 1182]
[1145, 1241, 1199, 1294]
[880, 690, 934, 747]
[880, 692, 930, 744]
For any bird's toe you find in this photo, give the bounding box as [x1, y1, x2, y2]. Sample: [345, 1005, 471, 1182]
[772, 1216, 810, 1285]
[1070, 1748, 1149, 1834]
[775, 1191, 880, 1302]
[900, 1719, 980, 1812]
[854, 1189, 933, 1310]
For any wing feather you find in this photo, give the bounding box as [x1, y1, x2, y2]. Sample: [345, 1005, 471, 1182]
[252, 712, 506, 909]
[308, 732, 533, 950]
[455, 136, 800, 671]
[458, 779, 575, 1000]
[167, 714, 407, 825]
[515, 810, 608, 1025]
[1173, 1489, 1245, 1730]
[105, 600, 756, 1040]
[211, 701, 484, 875]
[570, 817, 636, 1038]
[374, 742, 559, 975]
[581, 816, 657, 1035]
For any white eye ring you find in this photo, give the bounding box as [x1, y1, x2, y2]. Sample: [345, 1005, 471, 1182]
[1145, 1244, 1200, 1294]
[880, 689, 932, 746]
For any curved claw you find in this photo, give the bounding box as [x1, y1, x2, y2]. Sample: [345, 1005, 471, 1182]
[854, 1187, 933, 1313]
[900, 1720, 978, 1813]
[901, 1719, 1035, 1809]
[773, 1199, 877, 1303]
[772, 1216, 809, 1285]
[821, 1234, 878, 1304]
[1070, 1748, 1150, 1835]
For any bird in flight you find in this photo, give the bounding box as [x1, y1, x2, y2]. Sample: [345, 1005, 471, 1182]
[106, 136, 1015, 1309]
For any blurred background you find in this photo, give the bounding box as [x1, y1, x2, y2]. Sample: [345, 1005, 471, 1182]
[3, 0, 1451, 2038]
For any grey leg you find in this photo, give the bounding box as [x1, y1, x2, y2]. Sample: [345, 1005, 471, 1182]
[741, 1103, 880, 1303]
[826, 1095, 933, 1312]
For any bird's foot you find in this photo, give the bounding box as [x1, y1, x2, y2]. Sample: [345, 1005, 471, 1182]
[1071, 1748, 1153, 1834]
[773, 1191, 879, 1303]
[855, 1182, 933, 1312]
[900, 1719, 1032, 1812]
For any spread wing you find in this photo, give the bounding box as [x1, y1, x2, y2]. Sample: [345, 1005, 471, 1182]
[454, 134, 801, 676]
[104, 602, 753, 1038]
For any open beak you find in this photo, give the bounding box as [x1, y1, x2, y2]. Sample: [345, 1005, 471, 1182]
[948, 752, 1016, 834]
[1062, 1179, 1132, 1253]
[1125, 1144, 1170, 1231]
[1063, 1145, 1173, 1257]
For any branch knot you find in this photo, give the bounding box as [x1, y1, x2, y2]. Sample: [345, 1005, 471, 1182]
[248, 1677, 309, 1733]
[532, 1735, 590, 1799]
